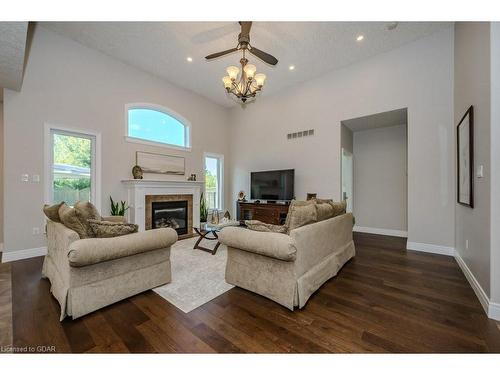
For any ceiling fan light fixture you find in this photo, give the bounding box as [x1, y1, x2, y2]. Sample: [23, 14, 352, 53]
[206, 21, 278, 103]
[254, 73, 266, 87]
[243, 64, 257, 79]
[227, 66, 240, 80]
[222, 76, 232, 89]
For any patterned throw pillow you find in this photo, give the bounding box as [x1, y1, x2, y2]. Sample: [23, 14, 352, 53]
[74, 201, 102, 238]
[43, 202, 65, 223]
[314, 198, 347, 221]
[88, 219, 138, 238]
[284, 200, 318, 233]
[58, 203, 90, 238]
[245, 220, 288, 234]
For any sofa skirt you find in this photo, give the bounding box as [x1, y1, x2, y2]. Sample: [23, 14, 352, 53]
[225, 240, 355, 311]
[43, 256, 171, 320]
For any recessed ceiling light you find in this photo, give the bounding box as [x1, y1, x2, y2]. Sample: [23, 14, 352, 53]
[186, 57, 193, 62]
[289, 65, 295, 71]
[356, 35, 364, 42]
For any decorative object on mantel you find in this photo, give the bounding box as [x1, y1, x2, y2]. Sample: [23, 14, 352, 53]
[306, 193, 317, 200]
[457, 105, 474, 208]
[205, 22, 278, 104]
[200, 192, 209, 223]
[132, 165, 143, 179]
[136, 151, 185, 176]
[237, 190, 247, 201]
[187, 173, 197, 181]
[110, 196, 129, 216]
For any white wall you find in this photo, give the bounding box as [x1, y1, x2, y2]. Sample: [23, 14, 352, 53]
[341, 124, 353, 154]
[229, 27, 455, 248]
[0, 101, 3, 246]
[490, 22, 500, 305]
[454, 22, 491, 297]
[353, 125, 407, 232]
[3, 25, 230, 253]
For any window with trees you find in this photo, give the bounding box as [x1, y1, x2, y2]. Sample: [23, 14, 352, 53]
[50, 129, 96, 207]
[204, 154, 224, 211]
[126, 105, 191, 149]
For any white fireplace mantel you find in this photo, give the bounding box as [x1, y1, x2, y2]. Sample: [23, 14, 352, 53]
[122, 179, 204, 231]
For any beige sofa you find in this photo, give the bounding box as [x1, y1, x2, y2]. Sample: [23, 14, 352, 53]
[42, 220, 177, 320]
[218, 212, 355, 310]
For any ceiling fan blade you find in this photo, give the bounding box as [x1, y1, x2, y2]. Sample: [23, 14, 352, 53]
[248, 46, 278, 65]
[205, 47, 239, 60]
[239, 21, 252, 37]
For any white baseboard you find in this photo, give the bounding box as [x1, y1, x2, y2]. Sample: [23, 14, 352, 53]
[454, 250, 499, 321]
[354, 226, 408, 238]
[454, 251, 490, 313]
[406, 241, 455, 256]
[1, 246, 47, 263]
[489, 302, 500, 321]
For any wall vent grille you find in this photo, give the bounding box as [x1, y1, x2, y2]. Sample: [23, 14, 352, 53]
[287, 129, 314, 140]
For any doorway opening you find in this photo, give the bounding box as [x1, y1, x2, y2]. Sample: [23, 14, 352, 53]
[341, 108, 408, 238]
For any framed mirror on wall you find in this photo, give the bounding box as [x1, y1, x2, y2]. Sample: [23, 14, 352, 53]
[457, 105, 474, 208]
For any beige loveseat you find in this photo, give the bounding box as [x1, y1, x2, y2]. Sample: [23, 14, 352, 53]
[42, 220, 177, 320]
[218, 212, 355, 310]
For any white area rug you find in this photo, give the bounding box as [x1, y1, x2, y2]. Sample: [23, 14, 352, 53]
[153, 236, 234, 313]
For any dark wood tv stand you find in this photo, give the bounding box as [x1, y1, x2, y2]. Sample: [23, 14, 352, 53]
[237, 201, 290, 225]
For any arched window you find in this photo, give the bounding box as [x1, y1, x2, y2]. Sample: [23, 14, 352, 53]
[125, 104, 191, 150]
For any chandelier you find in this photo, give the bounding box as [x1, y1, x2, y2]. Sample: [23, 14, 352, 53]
[222, 50, 266, 103]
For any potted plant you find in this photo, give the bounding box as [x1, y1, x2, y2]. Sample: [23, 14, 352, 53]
[200, 192, 208, 223]
[110, 196, 129, 220]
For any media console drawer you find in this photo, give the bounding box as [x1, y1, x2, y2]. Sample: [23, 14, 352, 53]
[237, 201, 290, 225]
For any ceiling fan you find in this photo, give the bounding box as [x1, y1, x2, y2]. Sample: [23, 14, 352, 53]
[205, 22, 278, 65]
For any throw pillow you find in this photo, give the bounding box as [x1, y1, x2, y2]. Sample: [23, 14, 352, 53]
[314, 198, 347, 221]
[284, 200, 317, 233]
[58, 203, 89, 238]
[74, 201, 102, 237]
[88, 219, 138, 238]
[245, 220, 288, 234]
[43, 202, 65, 222]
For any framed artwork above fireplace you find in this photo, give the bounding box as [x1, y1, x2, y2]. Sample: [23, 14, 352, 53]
[136, 151, 185, 175]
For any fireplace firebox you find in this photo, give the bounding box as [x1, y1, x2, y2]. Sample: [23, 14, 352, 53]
[151, 200, 188, 236]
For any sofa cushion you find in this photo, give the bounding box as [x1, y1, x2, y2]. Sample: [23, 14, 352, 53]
[74, 201, 102, 237]
[58, 203, 89, 239]
[43, 202, 65, 222]
[88, 219, 138, 238]
[68, 228, 178, 267]
[314, 198, 347, 221]
[219, 227, 297, 261]
[284, 200, 317, 233]
[245, 220, 288, 234]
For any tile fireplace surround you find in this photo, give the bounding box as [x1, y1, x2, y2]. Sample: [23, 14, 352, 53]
[122, 180, 204, 235]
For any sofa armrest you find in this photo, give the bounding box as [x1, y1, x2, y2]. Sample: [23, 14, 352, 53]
[68, 228, 177, 267]
[219, 227, 297, 261]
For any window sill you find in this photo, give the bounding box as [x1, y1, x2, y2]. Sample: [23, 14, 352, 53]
[124, 136, 192, 152]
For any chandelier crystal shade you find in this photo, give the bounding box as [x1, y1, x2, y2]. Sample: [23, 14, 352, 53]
[221, 51, 266, 103]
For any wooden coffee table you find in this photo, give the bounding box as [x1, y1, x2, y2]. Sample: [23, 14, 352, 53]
[193, 223, 222, 255]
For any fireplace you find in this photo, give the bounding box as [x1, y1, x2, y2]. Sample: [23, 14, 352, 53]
[151, 200, 188, 235]
[145, 194, 194, 239]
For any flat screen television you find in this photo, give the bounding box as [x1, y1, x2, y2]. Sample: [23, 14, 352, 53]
[250, 169, 294, 201]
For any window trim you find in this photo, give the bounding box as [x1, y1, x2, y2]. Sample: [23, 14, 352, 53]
[124, 103, 192, 152]
[203, 152, 224, 212]
[44, 123, 102, 212]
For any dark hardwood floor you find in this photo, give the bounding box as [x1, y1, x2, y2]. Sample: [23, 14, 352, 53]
[8, 232, 500, 353]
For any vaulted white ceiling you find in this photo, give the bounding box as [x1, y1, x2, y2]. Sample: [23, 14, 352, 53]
[0, 22, 29, 91]
[42, 22, 451, 108]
